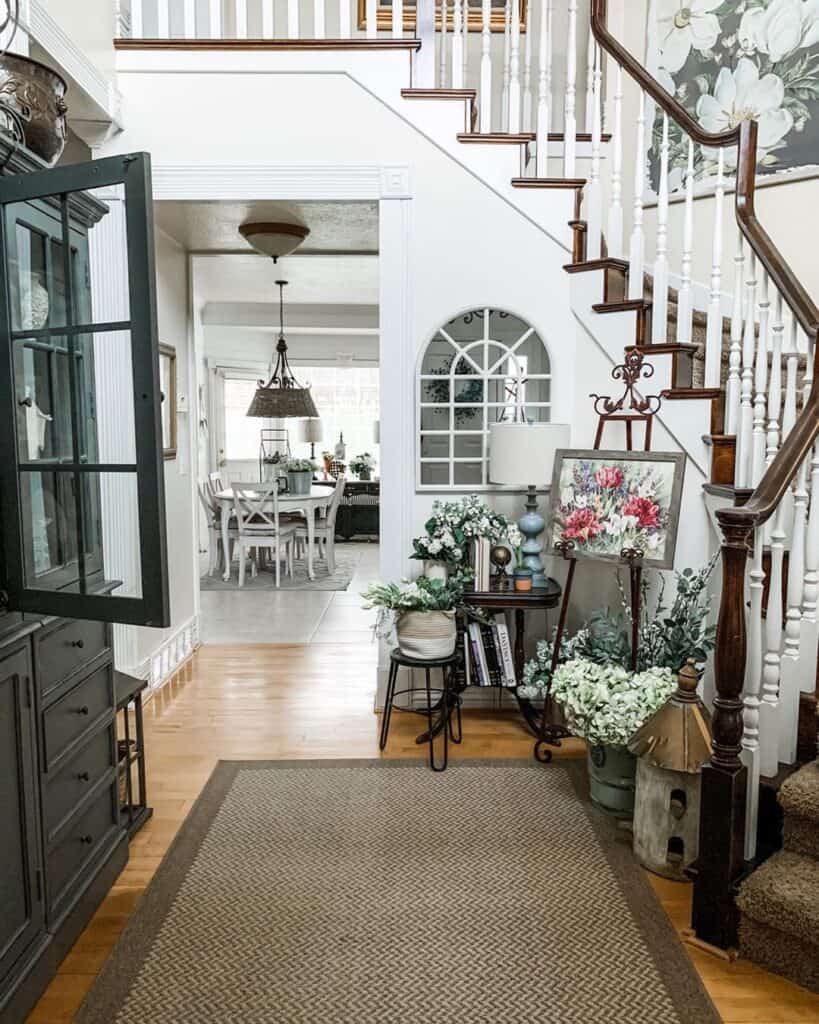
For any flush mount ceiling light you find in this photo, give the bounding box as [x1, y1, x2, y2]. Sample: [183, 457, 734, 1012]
[239, 221, 310, 262]
[246, 280, 319, 419]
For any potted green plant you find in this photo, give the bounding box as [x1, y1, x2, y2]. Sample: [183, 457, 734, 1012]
[349, 452, 376, 481]
[285, 457, 315, 496]
[362, 576, 465, 659]
[513, 544, 533, 592]
[411, 495, 516, 582]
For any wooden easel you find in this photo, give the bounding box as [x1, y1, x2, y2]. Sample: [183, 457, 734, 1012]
[533, 351, 660, 763]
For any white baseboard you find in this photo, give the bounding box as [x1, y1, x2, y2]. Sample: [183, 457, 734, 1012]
[131, 615, 201, 692]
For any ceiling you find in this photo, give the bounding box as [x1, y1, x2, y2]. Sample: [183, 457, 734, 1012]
[155, 200, 379, 255]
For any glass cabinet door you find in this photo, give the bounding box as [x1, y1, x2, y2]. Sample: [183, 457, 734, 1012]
[0, 153, 169, 628]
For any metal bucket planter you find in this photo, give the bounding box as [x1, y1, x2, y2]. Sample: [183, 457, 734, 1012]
[287, 470, 311, 496]
[587, 745, 637, 818]
[396, 610, 456, 660]
[0, 53, 68, 165]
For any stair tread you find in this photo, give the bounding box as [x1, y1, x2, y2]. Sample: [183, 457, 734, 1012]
[632, 342, 698, 355]
[592, 299, 650, 313]
[401, 88, 476, 99]
[780, 759, 819, 823]
[564, 258, 628, 273]
[457, 132, 535, 143]
[661, 387, 722, 400]
[546, 131, 613, 142]
[737, 850, 819, 946]
[513, 177, 587, 189]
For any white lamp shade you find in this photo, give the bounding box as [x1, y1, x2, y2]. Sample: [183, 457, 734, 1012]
[373, 419, 380, 444]
[302, 418, 323, 443]
[488, 422, 571, 487]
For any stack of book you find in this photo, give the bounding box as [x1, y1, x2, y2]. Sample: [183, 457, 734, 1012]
[464, 619, 517, 688]
[472, 538, 492, 592]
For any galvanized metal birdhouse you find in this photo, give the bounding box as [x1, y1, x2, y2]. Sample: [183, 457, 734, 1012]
[628, 660, 713, 881]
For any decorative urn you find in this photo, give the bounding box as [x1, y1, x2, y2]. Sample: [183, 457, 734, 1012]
[0, 53, 68, 165]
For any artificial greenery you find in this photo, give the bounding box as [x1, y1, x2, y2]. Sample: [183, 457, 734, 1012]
[362, 576, 467, 641]
[285, 458, 316, 473]
[411, 494, 520, 566]
[349, 452, 376, 475]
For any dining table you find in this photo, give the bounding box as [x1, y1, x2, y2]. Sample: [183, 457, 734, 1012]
[214, 485, 334, 582]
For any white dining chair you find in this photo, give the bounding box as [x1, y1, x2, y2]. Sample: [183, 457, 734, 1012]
[198, 482, 236, 576]
[231, 482, 298, 588]
[295, 475, 345, 573]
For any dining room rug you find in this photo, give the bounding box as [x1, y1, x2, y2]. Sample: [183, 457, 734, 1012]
[199, 556, 354, 592]
[75, 760, 719, 1024]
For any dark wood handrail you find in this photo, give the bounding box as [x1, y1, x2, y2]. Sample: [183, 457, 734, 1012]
[591, 0, 819, 529]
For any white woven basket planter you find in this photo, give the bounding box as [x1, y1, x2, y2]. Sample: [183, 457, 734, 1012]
[395, 610, 457, 660]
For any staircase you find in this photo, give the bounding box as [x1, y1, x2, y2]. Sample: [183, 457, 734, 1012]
[737, 760, 819, 993]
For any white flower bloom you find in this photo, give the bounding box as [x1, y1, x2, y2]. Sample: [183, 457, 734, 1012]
[427, 538, 442, 555]
[739, 0, 819, 61]
[561, 485, 575, 506]
[604, 514, 626, 536]
[697, 58, 794, 167]
[657, 0, 722, 73]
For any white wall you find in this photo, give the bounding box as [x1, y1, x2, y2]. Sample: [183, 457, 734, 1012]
[42, 0, 118, 78]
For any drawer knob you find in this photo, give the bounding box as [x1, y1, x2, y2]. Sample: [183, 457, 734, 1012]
[77, 771, 90, 782]
[80, 835, 93, 845]
[77, 705, 89, 716]
[70, 639, 85, 649]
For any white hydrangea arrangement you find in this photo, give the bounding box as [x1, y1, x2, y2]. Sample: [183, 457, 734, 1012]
[550, 659, 675, 749]
[411, 494, 519, 566]
[285, 458, 316, 473]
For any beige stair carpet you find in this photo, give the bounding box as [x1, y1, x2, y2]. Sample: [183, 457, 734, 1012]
[76, 760, 719, 1024]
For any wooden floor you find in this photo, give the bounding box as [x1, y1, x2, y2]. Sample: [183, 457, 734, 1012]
[26, 642, 819, 1024]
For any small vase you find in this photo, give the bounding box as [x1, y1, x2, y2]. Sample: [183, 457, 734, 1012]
[423, 560, 449, 583]
[358, 469, 372, 481]
[396, 610, 457, 660]
[587, 744, 637, 818]
[513, 567, 534, 592]
[287, 470, 312, 496]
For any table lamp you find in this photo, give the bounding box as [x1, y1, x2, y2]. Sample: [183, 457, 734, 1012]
[488, 421, 571, 587]
[302, 418, 323, 459]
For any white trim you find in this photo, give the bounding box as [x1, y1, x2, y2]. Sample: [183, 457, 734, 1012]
[25, 0, 122, 126]
[133, 615, 201, 691]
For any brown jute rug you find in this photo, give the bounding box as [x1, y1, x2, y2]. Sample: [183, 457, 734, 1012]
[76, 760, 719, 1024]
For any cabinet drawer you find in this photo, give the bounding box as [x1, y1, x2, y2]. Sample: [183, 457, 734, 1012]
[37, 619, 109, 697]
[44, 724, 116, 841]
[46, 783, 118, 915]
[42, 665, 114, 772]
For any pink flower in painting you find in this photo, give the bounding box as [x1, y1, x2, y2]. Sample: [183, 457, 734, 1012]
[563, 507, 603, 542]
[622, 495, 660, 530]
[595, 465, 624, 489]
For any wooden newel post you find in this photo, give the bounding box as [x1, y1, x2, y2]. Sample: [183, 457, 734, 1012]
[690, 511, 752, 950]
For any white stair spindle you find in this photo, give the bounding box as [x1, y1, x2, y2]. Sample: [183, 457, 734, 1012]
[208, 0, 221, 37]
[314, 0, 326, 37]
[461, 0, 468, 89]
[416, 0, 435, 84]
[451, 0, 464, 89]
[535, 0, 552, 176]
[704, 148, 725, 388]
[480, 0, 492, 133]
[522, 0, 533, 130]
[767, 291, 784, 466]
[440, 0, 448, 89]
[131, 0, 143, 36]
[676, 138, 695, 346]
[606, 63, 624, 259]
[288, 0, 300, 38]
[744, 528, 765, 852]
[584, 28, 595, 132]
[183, 0, 196, 38]
[157, 0, 169, 37]
[804, 440, 819, 627]
[651, 112, 670, 344]
[393, 0, 403, 36]
[501, 0, 510, 131]
[782, 317, 806, 669]
[627, 91, 646, 300]
[367, 0, 377, 37]
[736, 253, 757, 488]
[766, 498, 789, 765]
[585, 43, 603, 261]
[234, 0, 248, 37]
[262, 0, 274, 36]
[564, 0, 578, 176]
[508, 0, 521, 130]
[725, 229, 745, 435]
[751, 269, 770, 488]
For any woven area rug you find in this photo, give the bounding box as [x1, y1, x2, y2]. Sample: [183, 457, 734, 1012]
[199, 557, 353, 592]
[76, 760, 719, 1024]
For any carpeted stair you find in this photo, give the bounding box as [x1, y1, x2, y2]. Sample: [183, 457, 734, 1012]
[737, 760, 819, 993]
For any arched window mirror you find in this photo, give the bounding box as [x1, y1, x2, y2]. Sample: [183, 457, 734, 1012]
[417, 308, 552, 490]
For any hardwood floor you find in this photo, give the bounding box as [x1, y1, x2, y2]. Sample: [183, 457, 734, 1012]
[26, 642, 819, 1023]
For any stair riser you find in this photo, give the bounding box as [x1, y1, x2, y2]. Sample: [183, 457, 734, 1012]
[739, 916, 819, 995]
[784, 815, 819, 860]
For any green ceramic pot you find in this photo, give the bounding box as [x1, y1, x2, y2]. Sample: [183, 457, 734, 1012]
[587, 744, 637, 818]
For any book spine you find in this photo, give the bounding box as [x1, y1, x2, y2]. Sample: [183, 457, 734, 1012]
[468, 623, 487, 686]
[481, 623, 501, 685]
[496, 622, 517, 687]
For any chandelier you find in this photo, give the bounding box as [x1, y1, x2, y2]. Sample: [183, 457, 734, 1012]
[246, 280, 319, 419]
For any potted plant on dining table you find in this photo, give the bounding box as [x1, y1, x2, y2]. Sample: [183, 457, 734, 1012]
[285, 457, 316, 496]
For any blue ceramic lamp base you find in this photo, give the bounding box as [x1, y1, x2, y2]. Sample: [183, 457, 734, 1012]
[519, 485, 547, 588]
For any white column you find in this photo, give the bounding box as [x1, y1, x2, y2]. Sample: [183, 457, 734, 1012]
[440, 0, 448, 89]
[508, 0, 521, 130]
[314, 0, 326, 37]
[461, 0, 469, 91]
[367, 0, 377, 37]
[416, 0, 435, 85]
[765, 498, 789, 765]
[480, 0, 493, 133]
[744, 527, 765, 853]
[564, 0, 578, 175]
[676, 139, 695, 346]
[767, 292, 784, 469]
[522, 0, 533, 130]
[234, 0, 248, 37]
[651, 112, 670, 344]
[586, 43, 603, 262]
[607, 63, 624, 259]
[627, 90, 646, 301]
[501, 0, 511, 131]
[157, 0, 170, 37]
[451, 0, 464, 88]
[130, 0, 143, 36]
[393, 0, 404, 36]
[584, 29, 595, 132]
[704, 148, 726, 388]
[208, 0, 221, 37]
[725, 228, 745, 435]
[736, 252, 757, 487]
[262, 0, 274, 36]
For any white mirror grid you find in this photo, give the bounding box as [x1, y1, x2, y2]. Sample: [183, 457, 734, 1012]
[417, 308, 551, 490]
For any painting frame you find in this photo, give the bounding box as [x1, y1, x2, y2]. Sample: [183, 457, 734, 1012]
[546, 449, 687, 571]
[357, 0, 525, 34]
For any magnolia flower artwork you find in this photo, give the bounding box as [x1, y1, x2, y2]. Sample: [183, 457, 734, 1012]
[649, 0, 819, 188]
[546, 450, 686, 570]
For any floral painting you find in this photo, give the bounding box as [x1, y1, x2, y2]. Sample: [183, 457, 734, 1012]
[547, 450, 686, 570]
[648, 0, 819, 190]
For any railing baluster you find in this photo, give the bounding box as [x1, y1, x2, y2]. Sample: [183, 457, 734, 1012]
[676, 138, 695, 346]
[367, 0, 377, 38]
[314, 0, 326, 38]
[262, 0, 274, 37]
[627, 90, 646, 301]
[804, 440, 819, 627]
[440, 0, 448, 89]
[704, 148, 725, 388]
[782, 318, 806, 668]
[651, 111, 669, 344]
[157, 0, 170, 37]
[451, 0, 464, 88]
[393, 0, 403, 37]
[501, 0, 510, 130]
[461, 0, 468, 89]
[743, 525, 764, 858]
[480, 0, 492, 133]
[585, 42, 602, 261]
[416, 0, 435, 83]
[183, 0, 196, 38]
[288, 0, 300, 39]
[234, 0, 247, 38]
[585, 28, 595, 132]
[736, 252, 757, 487]
[564, 0, 578, 175]
[606, 63, 624, 259]
[752, 270, 770, 488]
[725, 229, 745, 436]
[534, 0, 552, 176]
[522, 0, 533, 131]
[208, 0, 221, 38]
[508, 0, 521, 130]
[131, 0, 143, 36]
